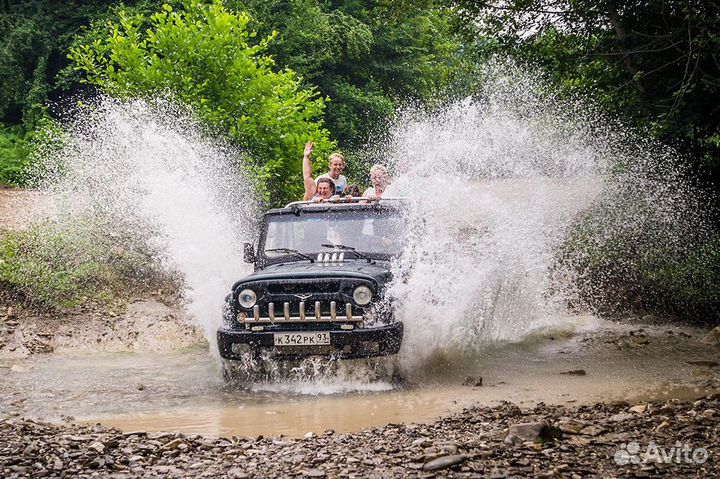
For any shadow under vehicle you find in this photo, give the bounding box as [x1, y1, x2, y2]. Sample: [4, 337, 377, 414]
[217, 197, 408, 379]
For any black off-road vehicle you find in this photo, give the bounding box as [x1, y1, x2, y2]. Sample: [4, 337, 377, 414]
[217, 198, 406, 374]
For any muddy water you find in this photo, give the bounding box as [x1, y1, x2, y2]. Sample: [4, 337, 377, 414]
[1, 320, 718, 438]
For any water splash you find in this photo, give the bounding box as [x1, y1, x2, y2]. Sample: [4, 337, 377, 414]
[377, 61, 713, 370]
[34, 97, 259, 351]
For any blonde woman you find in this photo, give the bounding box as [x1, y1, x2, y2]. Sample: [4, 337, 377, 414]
[363, 164, 390, 198]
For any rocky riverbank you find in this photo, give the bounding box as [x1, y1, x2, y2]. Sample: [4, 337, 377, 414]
[0, 299, 204, 360]
[2, 395, 719, 478]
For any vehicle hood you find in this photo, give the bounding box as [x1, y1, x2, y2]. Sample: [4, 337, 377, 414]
[233, 260, 393, 288]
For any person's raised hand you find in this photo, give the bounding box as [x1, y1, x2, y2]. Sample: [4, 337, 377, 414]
[304, 141, 314, 158]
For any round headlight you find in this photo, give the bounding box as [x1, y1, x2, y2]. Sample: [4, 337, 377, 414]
[353, 285, 373, 306]
[237, 288, 257, 309]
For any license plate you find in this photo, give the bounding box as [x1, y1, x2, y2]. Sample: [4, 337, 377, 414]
[274, 332, 331, 346]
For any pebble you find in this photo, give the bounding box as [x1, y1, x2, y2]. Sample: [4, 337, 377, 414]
[422, 454, 467, 471]
[305, 468, 326, 477]
[629, 404, 647, 414]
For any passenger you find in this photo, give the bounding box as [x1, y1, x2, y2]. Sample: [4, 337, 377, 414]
[363, 164, 391, 199]
[313, 177, 337, 202]
[317, 152, 347, 195]
[302, 141, 347, 201]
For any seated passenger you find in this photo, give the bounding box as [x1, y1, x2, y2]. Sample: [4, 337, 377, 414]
[313, 177, 337, 202]
[363, 164, 391, 199]
[302, 141, 347, 200]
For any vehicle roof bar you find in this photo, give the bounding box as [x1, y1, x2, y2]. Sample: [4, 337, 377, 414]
[284, 196, 408, 208]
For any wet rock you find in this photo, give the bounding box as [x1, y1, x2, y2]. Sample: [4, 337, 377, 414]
[610, 413, 634, 422]
[227, 468, 250, 479]
[305, 468, 326, 477]
[411, 437, 431, 447]
[161, 438, 184, 450]
[23, 337, 53, 354]
[630, 335, 649, 346]
[557, 419, 586, 435]
[560, 369, 586, 376]
[463, 376, 483, 387]
[89, 441, 105, 453]
[700, 327, 720, 346]
[505, 421, 558, 444]
[88, 457, 105, 469]
[655, 421, 671, 431]
[579, 425, 606, 436]
[422, 454, 467, 471]
[629, 405, 647, 414]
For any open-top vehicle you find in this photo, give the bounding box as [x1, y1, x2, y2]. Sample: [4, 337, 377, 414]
[217, 197, 407, 377]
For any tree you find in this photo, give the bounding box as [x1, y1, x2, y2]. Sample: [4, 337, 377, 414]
[69, 0, 335, 204]
[230, 0, 463, 152]
[452, 0, 720, 189]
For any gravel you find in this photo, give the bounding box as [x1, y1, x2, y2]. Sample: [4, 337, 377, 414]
[2, 395, 719, 478]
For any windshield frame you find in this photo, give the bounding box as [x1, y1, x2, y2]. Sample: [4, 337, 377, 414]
[257, 204, 406, 266]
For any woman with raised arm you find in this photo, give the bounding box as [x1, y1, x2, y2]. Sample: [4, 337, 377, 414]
[302, 141, 337, 201]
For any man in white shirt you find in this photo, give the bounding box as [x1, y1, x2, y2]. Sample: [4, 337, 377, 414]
[302, 142, 347, 200]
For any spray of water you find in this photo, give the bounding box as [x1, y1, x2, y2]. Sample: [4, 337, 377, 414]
[375, 61, 714, 371]
[34, 97, 259, 351]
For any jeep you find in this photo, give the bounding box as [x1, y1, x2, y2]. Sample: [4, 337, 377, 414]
[217, 198, 406, 375]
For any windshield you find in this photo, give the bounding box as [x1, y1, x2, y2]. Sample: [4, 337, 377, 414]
[263, 209, 406, 257]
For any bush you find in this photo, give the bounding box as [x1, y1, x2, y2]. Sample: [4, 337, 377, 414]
[0, 126, 31, 186]
[0, 218, 171, 309]
[555, 205, 720, 322]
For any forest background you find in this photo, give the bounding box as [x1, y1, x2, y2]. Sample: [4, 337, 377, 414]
[0, 0, 718, 320]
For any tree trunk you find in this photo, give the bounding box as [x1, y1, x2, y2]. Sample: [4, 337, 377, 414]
[606, 0, 648, 98]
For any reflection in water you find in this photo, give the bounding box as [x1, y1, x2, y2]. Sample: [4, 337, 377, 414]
[2, 323, 717, 438]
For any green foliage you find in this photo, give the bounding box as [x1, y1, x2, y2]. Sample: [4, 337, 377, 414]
[230, 0, 464, 149]
[68, 0, 334, 204]
[0, 1, 156, 127]
[0, 219, 168, 309]
[0, 125, 31, 186]
[556, 204, 720, 321]
[451, 0, 720, 189]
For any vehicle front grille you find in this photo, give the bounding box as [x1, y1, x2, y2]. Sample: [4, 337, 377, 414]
[238, 299, 363, 323]
[236, 277, 375, 324]
[267, 281, 341, 295]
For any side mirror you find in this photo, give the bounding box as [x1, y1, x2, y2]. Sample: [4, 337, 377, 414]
[243, 243, 256, 263]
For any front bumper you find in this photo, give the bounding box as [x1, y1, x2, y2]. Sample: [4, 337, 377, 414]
[217, 322, 403, 360]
